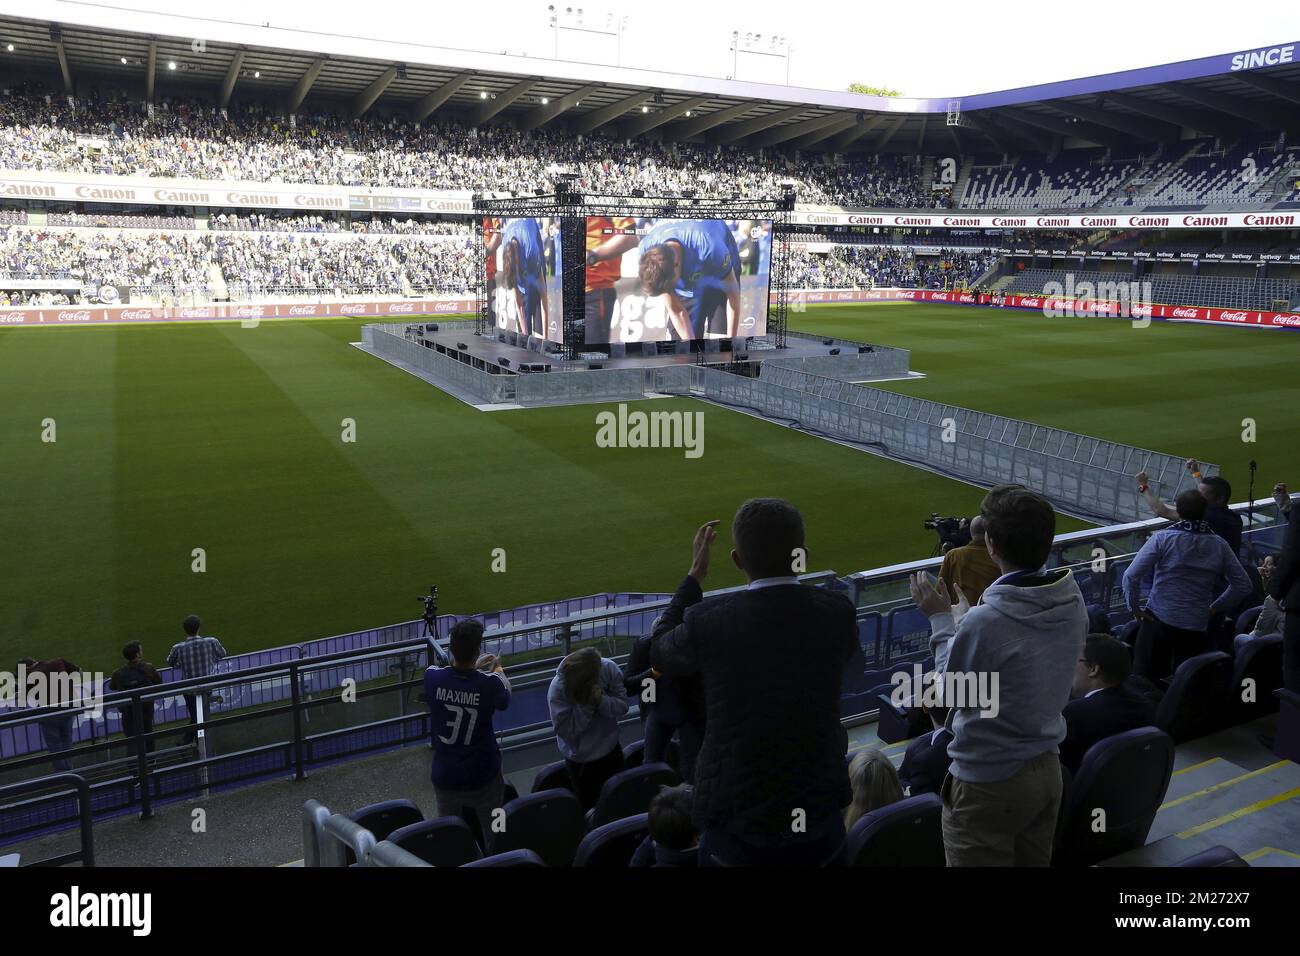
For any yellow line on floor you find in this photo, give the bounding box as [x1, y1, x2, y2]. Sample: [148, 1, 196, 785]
[1243, 846, 1300, 862]
[1171, 757, 1222, 777]
[1159, 760, 1288, 811]
[1177, 786, 1300, 839]
[279, 858, 304, 867]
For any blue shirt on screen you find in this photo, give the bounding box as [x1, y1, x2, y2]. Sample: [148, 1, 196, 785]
[638, 219, 740, 299]
[500, 218, 546, 294]
[424, 665, 511, 791]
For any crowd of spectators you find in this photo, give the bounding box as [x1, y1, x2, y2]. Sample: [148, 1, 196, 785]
[0, 87, 931, 207]
[786, 244, 995, 289]
[46, 210, 194, 230]
[17, 477, 1297, 866]
[0, 225, 210, 296]
[0, 226, 478, 299]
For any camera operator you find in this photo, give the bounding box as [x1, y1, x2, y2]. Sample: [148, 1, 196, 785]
[937, 515, 1001, 605]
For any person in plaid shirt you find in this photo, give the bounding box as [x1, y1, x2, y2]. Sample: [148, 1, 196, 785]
[166, 615, 227, 743]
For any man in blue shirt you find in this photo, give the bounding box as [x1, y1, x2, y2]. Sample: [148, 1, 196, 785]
[1123, 489, 1254, 680]
[496, 217, 550, 338]
[424, 620, 512, 834]
[638, 219, 743, 341]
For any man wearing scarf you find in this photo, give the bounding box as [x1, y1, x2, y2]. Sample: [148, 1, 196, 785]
[1123, 489, 1253, 680]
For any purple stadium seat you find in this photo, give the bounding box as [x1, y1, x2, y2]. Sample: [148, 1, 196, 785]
[573, 813, 650, 867]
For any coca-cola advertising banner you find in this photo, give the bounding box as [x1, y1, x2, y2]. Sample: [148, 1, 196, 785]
[0, 298, 476, 326]
[790, 211, 1300, 231]
[775, 288, 1300, 330]
[0, 169, 475, 215]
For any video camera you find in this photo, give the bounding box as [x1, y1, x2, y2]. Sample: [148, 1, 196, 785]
[924, 513, 971, 551]
[418, 585, 439, 622]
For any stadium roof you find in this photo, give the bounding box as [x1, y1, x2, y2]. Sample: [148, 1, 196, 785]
[3, 4, 1299, 154]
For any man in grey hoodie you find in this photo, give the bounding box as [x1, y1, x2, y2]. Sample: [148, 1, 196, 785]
[910, 484, 1087, 866]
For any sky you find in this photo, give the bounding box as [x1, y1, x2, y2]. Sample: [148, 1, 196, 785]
[42, 0, 1300, 97]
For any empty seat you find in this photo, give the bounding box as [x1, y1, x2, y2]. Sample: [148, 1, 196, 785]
[350, 799, 424, 843]
[388, 816, 483, 867]
[335, 800, 423, 865]
[463, 849, 546, 867]
[459, 782, 519, 849]
[574, 813, 651, 867]
[1054, 727, 1174, 867]
[623, 739, 679, 773]
[1227, 635, 1284, 725]
[839, 793, 944, 866]
[1155, 652, 1232, 743]
[1173, 845, 1249, 867]
[488, 789, 587, 866]
[532, 760, 572, 794]
[587, 762, 679, 830]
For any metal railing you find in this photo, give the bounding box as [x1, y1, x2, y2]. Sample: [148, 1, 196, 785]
[680, 362, 1208, 524]
[1, 497, 1289, 850]
[0, 773, 94, 866]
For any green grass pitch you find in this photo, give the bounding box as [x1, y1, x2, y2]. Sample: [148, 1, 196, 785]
[2, 302, 1296, 668]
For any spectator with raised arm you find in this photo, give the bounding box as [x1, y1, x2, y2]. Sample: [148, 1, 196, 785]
[424, 620, 511, 836]
[650, 499, 858, 866]
[1123, 490, 1254, 680]
[1136, 460, 1242, 555]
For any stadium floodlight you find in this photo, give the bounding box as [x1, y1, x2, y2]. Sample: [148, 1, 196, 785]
[684, 110, 692, 117]
[480, 90, 488, 99]
[120, 56, 128, 64]
[641, 105, 649, 113]
[254, 70, 260, 78]
[5, 43, 13, 52]
[168, 61, 177, 70]
[541, 96, 549, 105]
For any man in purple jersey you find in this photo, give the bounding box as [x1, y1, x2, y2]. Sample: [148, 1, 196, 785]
[424, 620, 512, 834]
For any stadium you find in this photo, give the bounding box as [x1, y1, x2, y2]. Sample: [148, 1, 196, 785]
[0, 0, 1298, 908]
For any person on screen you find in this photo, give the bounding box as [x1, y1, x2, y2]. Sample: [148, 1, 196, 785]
[482, 217, 502, 329]
[585, 216, 638, 341]
[498, 217, 550, 338]
[637, 219, 744, 340]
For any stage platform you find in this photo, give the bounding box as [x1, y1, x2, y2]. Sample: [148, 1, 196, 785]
[411, 326, 868, 373]
[358, 320, 913, 409]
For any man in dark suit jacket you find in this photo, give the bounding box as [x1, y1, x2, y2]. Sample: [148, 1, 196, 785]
[898, 703, 953, 796]
[1060, 633, 1157, 773]
[651, 498, 858, 866]
[1271, 500, 1300, 694]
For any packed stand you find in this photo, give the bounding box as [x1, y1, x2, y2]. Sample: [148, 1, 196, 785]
[0, 88, 928, 207]
[786, 244, 995, 289]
